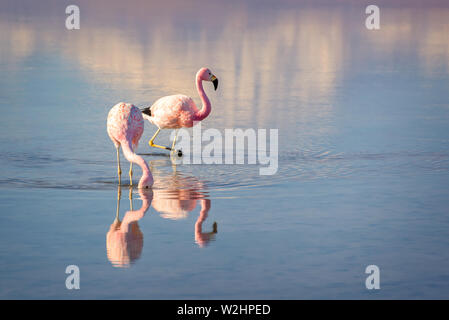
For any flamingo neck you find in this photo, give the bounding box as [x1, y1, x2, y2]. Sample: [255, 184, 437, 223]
[129, 152, 151, 179]
[194, 199, 213, 247]
[121, 195, 151, 232]
[195, 199, 211, 230]
[193, 76, 211, 122]
[136, 158, 153, 189]
[120, 141, 153, 188]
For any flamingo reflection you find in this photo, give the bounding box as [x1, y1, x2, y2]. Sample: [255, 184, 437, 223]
[150, 160, 218, 248]
[194, 199, 217, 248]
[106, 186, 153, 267]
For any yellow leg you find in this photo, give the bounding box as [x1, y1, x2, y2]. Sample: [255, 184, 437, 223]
[171, 129, 179, 152]
[149, 128, 172, 151]
[129, 153, 133, 186]
[116, 146, 122, 185]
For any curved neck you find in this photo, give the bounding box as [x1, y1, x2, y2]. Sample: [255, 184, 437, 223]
[195, 199, 214, 247]
[193, 76, 211, 121]
[121, 195, 151, 232]
[195, 199, 211, 231]
[137, 159, 153, 188]
[127, 151, 151, 179]
[120, 141, 153, 188]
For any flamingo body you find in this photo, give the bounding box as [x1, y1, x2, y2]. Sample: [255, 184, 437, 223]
[142, 67, 218, 153]
[107, 102, 153, 188]
[146, 94, 198, 129]
[107, 102, 144, 147]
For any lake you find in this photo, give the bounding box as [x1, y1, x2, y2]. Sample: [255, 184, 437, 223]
[1, 0, 449, 299]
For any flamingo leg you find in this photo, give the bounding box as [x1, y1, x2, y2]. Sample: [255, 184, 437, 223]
[169, 129, 183, 158]
[115, 185, 121, 224]
[129, 146, 133, 186]
[149, 128, 172, 151]
[171, 129, 179, 152]
[116, 146, 122, 185]
[129, 186, 133, 211]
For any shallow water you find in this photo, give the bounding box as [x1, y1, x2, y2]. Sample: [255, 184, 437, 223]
[1, 0, 449, 299]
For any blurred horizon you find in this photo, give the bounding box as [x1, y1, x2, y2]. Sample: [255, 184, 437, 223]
[1, 0, 449, 130]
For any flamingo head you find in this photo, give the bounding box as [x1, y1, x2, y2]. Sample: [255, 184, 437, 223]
[197, 67, 219, 90]
[138, 173, 154, 189]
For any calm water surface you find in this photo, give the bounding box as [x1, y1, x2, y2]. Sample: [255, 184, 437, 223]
[1, 0, 449, 299]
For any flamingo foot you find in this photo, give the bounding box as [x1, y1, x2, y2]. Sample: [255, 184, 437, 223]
[170, 149, 183, 158]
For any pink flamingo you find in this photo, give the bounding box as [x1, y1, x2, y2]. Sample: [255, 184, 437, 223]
[141, 67, 218, 156]
[107, 102, 153, 188]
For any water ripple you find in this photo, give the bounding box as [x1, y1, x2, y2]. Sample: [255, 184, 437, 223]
[0, 150, 448, 194]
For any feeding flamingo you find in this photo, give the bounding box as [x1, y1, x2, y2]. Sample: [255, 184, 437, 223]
[107, 102, 153, 188]
[141, 67, 219, 156]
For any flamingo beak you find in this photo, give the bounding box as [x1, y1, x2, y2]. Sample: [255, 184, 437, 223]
[140, 107, 151, 116]
[210, 75, 218, 91]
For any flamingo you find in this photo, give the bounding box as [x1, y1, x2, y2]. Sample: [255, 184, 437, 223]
[107, 102, 153, 188]
[141, 67, 219, 156]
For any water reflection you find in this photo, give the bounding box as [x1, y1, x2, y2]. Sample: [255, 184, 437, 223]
[3, 1, 448, 133]
[194, 199, 218, 248]
[150, 160, 218, 248]
[106, 186, 152, 268]
[106, 162, 217, 267]
[0, 4, 343, 130]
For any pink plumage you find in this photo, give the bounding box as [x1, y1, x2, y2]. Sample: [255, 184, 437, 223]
[142, 67, 219, 153]
[107, 102, 153, 188]
[145, 95, 199, 129]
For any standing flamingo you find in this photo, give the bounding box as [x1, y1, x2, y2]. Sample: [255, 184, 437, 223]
[107, 102, 153, 188]
[141, 67, 219, 156]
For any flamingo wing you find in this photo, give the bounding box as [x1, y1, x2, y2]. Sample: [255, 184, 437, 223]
[150, 95, 197, 128]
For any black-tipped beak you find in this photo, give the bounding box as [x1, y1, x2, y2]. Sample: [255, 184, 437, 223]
[211, 75, 218, 91]
[141, 107, 152, 116]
